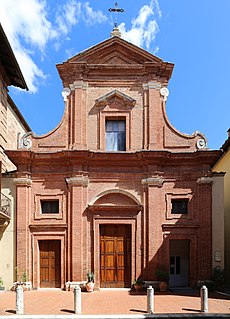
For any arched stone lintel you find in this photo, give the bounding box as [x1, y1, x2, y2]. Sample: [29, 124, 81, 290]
[88, 188, 142, 206]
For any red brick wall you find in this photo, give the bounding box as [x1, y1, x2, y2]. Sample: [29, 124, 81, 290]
[12, 153, 217, 288]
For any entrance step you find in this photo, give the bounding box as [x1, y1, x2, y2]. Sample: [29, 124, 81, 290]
[170, 286, 196, 295]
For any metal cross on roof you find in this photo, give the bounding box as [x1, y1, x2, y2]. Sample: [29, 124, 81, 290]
[109, 2, 124, 28]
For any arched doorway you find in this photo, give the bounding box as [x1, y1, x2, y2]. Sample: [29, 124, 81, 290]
[89, 189, 142, 288]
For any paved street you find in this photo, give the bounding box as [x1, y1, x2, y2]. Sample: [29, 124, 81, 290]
[0, 289, 229, 315]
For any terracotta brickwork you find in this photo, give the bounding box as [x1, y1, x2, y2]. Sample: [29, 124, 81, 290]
[7, 36, 222, 289]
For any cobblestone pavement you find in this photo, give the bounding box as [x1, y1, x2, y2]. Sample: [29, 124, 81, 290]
[0, 289, 229, 315]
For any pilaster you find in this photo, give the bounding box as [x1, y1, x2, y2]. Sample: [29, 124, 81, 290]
[142, 176, 164, 279]
[143, 82, 162, 150]
[66, 175, 89, 281]
[196, 176, 213, 279]
[14, 177, 32, 279]
[69, 81, 88, 149]
[211, 173, 225, 270]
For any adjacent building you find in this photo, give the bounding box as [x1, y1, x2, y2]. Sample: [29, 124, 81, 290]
[212, 129, 230, 284]
[0, 23, 29, 289]
[7, 31, 224, 289]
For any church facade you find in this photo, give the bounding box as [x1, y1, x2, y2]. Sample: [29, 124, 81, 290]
[7, 35, 224, 289]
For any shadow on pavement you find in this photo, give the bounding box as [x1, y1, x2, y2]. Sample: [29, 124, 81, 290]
[182, 308, 202, 313]
[60, 309, 75, 314]
[5, 310, 16, 314]
[130, 309, 148, 313]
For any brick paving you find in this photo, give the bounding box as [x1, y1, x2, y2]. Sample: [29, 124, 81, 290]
[0, 289, 229, 315]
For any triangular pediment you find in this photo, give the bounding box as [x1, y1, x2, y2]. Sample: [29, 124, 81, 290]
[57, 36, 174, 85]
[67, 36, 162, 66]
[95, 90, 136, 107]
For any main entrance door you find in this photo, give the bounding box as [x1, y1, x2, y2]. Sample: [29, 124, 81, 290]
[39, 240, 61, 288]
[100, 224, 131, 288]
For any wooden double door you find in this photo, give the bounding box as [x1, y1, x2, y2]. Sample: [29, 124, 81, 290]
[39, 240, 61, 288]
[100, 224, 131, 288]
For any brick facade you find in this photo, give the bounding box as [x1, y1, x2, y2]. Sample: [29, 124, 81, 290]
[7, 36, 222, 289]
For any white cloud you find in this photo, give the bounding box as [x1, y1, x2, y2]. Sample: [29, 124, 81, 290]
[0, 0, 107, 93]
[0, 0, 57, 51]
[119, 0, 161, 51]
[15, 48, 47, 93]
[0, 0, 54, 92]
[56, 1, 107, 32]
[83, 2, 108, 25]
[55, 0, 82, 35]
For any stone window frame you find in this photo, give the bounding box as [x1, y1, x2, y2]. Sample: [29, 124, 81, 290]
[171, 198, 189, 214]
[34, 194, 64, 220]
[41, 199, 59, 214]
[99, 110, 131, 151]
[166, 192, 193, 220]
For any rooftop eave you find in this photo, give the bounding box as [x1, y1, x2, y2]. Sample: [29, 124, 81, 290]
[221, 137, 230, 152]
[0, 23, 28, 90]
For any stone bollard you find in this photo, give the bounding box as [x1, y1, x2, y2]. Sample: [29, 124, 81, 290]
[200, 285, 208, 313]
[147, 285, 154, 314]
[16, 284, 24, 315]
[74, 285, 81, 314]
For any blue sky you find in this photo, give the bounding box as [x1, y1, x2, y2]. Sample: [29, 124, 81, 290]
[1, 0, 229, 149]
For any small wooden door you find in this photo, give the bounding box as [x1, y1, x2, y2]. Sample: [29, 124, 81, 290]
[100, 224, 131, 288]
[39, 240, 61, 288]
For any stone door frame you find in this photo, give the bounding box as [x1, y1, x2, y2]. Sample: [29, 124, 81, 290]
[32, 232, 66, 289]
[93, 218, 138, 289]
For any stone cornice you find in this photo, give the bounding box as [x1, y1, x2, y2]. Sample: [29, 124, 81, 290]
[57, 64, 173, 87]
[66, 176, 89, 187]
[142, 177, 164, 187]
[14, 177, 32, 186]
[6, 149, 222, 169]
[197, 177, 213, 184]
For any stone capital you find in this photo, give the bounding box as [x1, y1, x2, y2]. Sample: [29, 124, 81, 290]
[197, 177, 213, 184]
[14, 177, 32, 187]
[142, 177, 164, 187]
[70, 81, 88, 90]
[143, 82, 161, 90]
[66, 176, 89, 187]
